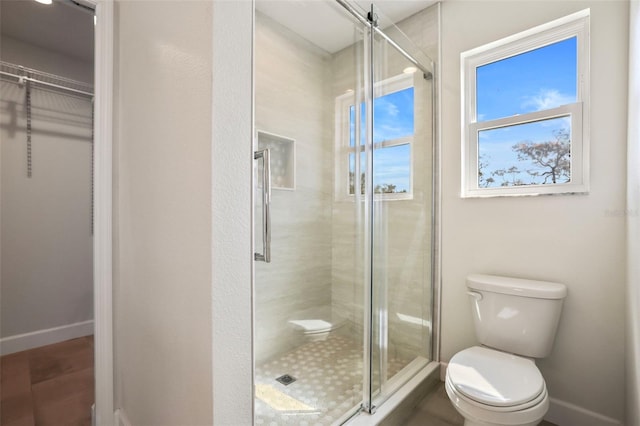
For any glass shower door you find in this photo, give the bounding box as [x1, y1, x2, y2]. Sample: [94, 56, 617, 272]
[253, 2, 370, 424]
[367, 7, 435, 409]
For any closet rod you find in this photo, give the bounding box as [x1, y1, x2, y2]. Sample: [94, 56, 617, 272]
[0, 71, 94, 98]
[0, 61, 94, 98]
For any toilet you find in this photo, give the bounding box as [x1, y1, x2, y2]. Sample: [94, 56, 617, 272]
[288, 319, 344, 341]
[445, 274, 567, 426]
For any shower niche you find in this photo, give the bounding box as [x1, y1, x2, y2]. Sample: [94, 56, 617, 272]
[257, 130, 295, 190]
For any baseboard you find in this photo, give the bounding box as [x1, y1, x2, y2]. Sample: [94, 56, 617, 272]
[115, 408, 132, 426]
[440, 361, 448, 381]
[0, 320, 94, 355]
[546, 397, 622, 426]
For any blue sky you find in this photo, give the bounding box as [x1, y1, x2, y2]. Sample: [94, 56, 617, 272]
[477, 37, 577, 121]
[350, 87, 414, 193]
[476, 37, 577, 187]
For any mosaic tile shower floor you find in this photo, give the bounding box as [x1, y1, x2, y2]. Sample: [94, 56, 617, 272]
[255, 335, 409, 426]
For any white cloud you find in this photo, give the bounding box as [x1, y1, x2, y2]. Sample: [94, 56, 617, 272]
[387, 103, 399, 117]
[375, 97, 399, 117]
[522, 89, 574, 111]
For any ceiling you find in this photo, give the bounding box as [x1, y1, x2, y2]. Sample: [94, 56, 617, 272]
[0, 0, 433, 64]
[1, 0, 94, 63]
[255, 0, 435, 54]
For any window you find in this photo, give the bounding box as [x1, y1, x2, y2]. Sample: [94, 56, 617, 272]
[336, 74, 414, 200]
[461, 9, 590, 197]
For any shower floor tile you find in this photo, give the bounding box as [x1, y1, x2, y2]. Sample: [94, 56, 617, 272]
[255, 335, 408, 426]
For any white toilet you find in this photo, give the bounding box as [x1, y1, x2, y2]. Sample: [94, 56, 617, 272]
[445, 274, 567, 426]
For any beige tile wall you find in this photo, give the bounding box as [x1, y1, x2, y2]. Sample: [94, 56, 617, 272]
[255, 12, 335, 363]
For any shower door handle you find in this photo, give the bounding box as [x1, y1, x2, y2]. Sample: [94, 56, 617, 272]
[254, 148, 271, 263]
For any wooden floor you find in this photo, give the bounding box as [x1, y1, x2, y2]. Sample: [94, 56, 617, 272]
[0, 336, 94, 426]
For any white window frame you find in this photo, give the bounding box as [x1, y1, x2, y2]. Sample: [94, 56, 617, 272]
[335, 73, 415, 201]
[461, 9, 590, 198]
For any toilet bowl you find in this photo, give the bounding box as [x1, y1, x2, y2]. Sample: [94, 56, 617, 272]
[445, 346, 549, 426]
[288, 319, 344, 341]
[443, 274, 567, 426]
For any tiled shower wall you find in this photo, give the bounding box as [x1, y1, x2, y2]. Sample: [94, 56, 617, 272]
[255, 12, 334, 364]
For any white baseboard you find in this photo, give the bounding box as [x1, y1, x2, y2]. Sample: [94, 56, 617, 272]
[546, 397, 622, 426]
[0, 320, 94, 355]
[440, 361, 448, 381]
[115, 408, 132, 426]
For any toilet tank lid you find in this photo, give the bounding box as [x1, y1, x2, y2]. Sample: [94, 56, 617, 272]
[467, 274, 567, 299]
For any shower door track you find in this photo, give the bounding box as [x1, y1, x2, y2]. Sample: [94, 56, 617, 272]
[333, 0, 433, 80]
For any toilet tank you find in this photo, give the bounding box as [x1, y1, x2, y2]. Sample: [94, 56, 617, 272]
[467, 274, 567, 358]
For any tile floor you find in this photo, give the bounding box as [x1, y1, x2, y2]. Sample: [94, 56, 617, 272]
[405, 382, 558, 426]
[255, 335, 410, 426]
[0, 336, 94, 426]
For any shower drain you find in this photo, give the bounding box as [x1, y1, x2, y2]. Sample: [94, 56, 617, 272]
[275, 374, 296, 386]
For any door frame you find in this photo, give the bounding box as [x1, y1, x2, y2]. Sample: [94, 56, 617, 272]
[87, 0, 114, 424]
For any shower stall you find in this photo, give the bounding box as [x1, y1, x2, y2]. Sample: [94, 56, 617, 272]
[253, 1, 438, 424]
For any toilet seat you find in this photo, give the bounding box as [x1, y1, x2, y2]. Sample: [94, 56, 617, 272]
[445, 374, 547, 413]
[445, 376, 548, 426]
[447, 346, 545, 408]
[445, 346, 549, 425]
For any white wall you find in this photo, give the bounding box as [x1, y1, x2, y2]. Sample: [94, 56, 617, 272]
[211, 1, 254, 424]
[626, 1, 640, 425]
[1, 36, 93, 85]
[440, 1, 628, 424]
[0, 38, 93, 348]
[114, 1, 213, 424]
